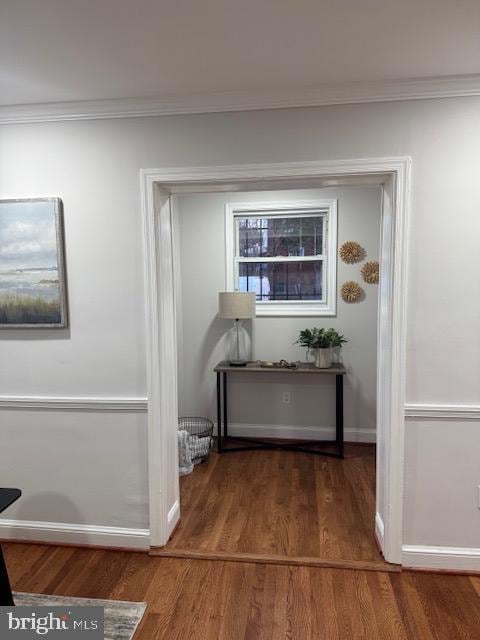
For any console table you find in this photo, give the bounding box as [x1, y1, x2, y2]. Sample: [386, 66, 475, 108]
[0, 488, 21, 605]
[214, 361, 345, 458]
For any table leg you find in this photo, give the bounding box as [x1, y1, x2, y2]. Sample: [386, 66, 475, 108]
[223, 372, 228, 439]
[217, 371, 222, 453]
[0, 545, 14, 606]
[336, 374, 344, 459]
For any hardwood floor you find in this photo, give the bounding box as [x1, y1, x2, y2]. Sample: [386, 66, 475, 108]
[4, 543, 480, 639]
[160, 444, 384, 567]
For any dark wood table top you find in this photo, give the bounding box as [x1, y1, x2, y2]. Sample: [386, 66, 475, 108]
[214, 361, 346, 375]
[0, 489, 21, 513]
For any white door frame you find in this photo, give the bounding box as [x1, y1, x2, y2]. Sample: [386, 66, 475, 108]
[140, 157, 411, 564]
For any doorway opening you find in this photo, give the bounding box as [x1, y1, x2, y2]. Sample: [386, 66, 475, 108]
[140, 158, 411, 567]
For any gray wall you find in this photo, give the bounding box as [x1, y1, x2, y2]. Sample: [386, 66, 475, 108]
[175, 186, 381, 439]
[0, 96, 479, 551]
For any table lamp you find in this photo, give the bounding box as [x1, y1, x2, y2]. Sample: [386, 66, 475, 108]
[218, 292, 256, 366]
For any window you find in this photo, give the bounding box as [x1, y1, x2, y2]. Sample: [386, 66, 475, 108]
[225, 200, 337, 316]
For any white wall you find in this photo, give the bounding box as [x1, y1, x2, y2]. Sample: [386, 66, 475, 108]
[0, 410, 148, 529]
[404, 418, 480, 549]
[1, 96, 479, 557]
[0, 120, 149, 540]
[175, 187, 381, 439]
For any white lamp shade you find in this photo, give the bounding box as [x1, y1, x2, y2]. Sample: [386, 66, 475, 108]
[218, 292, 256, 319]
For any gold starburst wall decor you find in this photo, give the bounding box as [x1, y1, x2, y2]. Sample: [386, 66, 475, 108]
[361, 260, 380, 284]
[339, 241, 365, 264]
[341, 280, 363, 303]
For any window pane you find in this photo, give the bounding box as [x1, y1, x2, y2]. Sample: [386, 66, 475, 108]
[239, 261, 323, 301]
[237, 216, 323, 257]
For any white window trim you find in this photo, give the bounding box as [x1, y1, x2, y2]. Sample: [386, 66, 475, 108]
[225, 199, 337, 317]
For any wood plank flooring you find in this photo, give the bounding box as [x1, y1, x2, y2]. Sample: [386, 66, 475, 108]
[4, 543, 480, 639]
[161, 444, 384, 566]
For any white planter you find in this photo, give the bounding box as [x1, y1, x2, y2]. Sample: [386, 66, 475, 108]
[308, 347, 332, 369]
[331, 346, 340, 363]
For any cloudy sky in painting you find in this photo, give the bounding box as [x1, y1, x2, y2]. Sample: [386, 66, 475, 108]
[0, 200, 59, 271]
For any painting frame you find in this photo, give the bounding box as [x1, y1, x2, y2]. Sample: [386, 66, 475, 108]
[0, 197, 68, 329]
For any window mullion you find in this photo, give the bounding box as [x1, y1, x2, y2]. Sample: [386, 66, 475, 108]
[235, 256, 324, 263]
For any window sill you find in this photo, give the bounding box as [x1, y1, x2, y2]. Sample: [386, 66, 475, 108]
[255, 303, 336, 318]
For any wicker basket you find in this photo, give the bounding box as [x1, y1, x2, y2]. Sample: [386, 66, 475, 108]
[178, 416, 213, 463]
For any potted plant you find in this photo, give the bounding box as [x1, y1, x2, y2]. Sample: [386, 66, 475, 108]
[296, 327, 348, 368]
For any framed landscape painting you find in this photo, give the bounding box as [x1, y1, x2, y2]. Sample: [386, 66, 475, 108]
[0, 198, 68, 328]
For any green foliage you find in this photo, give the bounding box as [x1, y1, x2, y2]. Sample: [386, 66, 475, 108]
[324, 328, 348, 348]
[296, 327, 348, 349]
[0, 294, 61, 324]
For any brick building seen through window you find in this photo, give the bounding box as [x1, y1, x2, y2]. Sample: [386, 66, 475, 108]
[236, 215, 325, 301]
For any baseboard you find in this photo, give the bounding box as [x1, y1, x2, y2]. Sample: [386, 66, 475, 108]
[375, 512, 385, 550]
[226, 423, 376, 443]
[166, 500, 180, 538]
[402, 544, 480, 572]
[0, 518, 150, 550]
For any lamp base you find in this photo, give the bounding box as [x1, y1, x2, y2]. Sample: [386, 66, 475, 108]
[228, 360, 248, 367]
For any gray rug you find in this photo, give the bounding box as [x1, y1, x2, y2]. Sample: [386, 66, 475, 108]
[13, 592, 146, 640]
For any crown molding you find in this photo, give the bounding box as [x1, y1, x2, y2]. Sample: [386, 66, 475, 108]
[1, 74, 480, 124]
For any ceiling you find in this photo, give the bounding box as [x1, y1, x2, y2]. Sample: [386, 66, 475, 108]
[1, 0, 479, 108]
